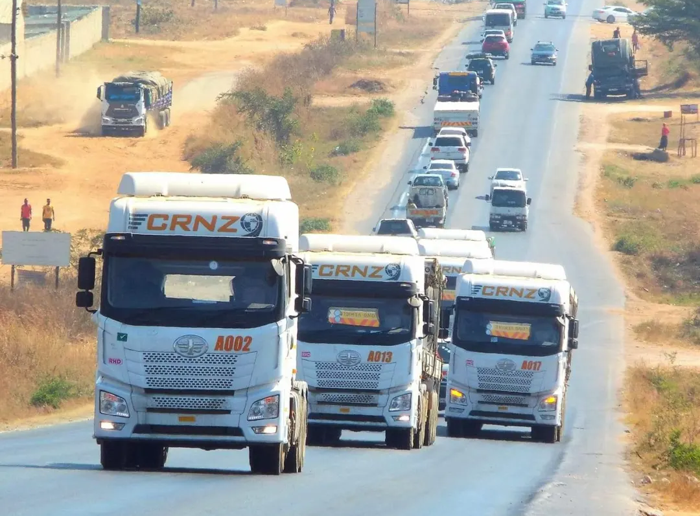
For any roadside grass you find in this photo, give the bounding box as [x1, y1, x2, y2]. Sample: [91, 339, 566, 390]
[27, 0, 329, 40]
[625, 363, 700, 507]
[0, 133, 63, 168]
[634, 308, 700, 348]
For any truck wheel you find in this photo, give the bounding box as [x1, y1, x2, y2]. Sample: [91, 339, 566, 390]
[446, 418, 462, 438]
[249, 444, 284, 475]
[165, 108, 172, 127]
[424, 391, 438, 446]
[532, 425, 558, 443]
[505, 52, 509, 60]
[386, 428, 413, 450]
[462, 421, 482, 438]
[283, 426, 305, 473]
[100, 441, 127, 470]
[492, 77, 496, 85]
[413, 399, 426, 449]
[100, 127, 110, 137]
[138, 444, 168, 469]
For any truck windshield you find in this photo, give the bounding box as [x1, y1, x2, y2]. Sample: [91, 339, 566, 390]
[438, 74, 474, 95]
[492, 189, 526, 207]
[102, 256, 283, 328]
[105, 84, 141, 102]
[377, 220, 412, 235]
[454, 310, 562, 355]
[299, 295, 415, 346]
[468, 60, 490, 71]
[485, 13, 511, 26]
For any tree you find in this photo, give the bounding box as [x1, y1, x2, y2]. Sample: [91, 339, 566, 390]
[633, 0, 700, 57]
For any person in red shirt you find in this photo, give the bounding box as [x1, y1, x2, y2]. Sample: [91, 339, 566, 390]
[659, 123, 670, 151]
[20, 198, 32, 232]
[631, 29, 640, 52]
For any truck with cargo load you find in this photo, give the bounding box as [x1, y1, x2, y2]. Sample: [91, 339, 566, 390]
[432, 97, 480, 137]
[407, 174, 448, 228]
[297, 234, 444, 450]
[75, 172, 312, 475]
[590, 38, 648, 100]
[444, 259, 579, 443]
[97, 71, 174, 137]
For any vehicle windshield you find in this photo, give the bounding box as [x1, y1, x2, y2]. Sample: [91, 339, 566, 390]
[491, 189, 526, 207]
[454, 310, 562, 355]
[485, 36, 505, 44]
[377, 220, 412, 235]
[495, 170, 521, 180]
[299, 295, 415, 345]
[429, 163, 453, 171]
[438, 74, 474, 94]
[547, 0, 564, 5]
[414, 176, 444, 187]
[103, 256, 282, 328]
[468, 60, 491, 71]
[105, 84, 141, 102]
[534, 44, 555, 52]
[435, 137, 464, 147]
[485, 13, 511, 26]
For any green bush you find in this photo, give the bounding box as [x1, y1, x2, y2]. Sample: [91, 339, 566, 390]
[30, 376, 75, 409]
[668, 430, 700, 474]
[348, 110, 381, 137]
[613, 235, 641, 255]
[138, 6, 176, 29]
[300, 218, 331, 233]
[190, 141, 253, 175]
[310, 164, 341, 185]
[332, 139, 361, 156]
[367, 98, 395, 118]
[691, 174, 700, 184]
[618, 176, 637, 188]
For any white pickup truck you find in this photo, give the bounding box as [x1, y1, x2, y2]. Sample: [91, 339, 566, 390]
[433, 98, 480, 137]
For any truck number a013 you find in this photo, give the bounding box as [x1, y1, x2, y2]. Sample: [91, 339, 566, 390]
[368, 351, 393, 363]
[214, 335, 252, 352]
[521, 360, 542, 371]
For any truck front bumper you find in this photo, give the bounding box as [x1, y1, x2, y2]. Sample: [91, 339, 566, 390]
[489, 215, 526, 230]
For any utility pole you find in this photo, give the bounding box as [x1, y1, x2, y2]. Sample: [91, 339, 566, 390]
[55, 0, 62, 77]
[135, 0, 141, 34]
[10, 0, 18, 168]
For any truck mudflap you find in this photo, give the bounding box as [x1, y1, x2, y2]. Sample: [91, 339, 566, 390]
[289, 381, 308, 447]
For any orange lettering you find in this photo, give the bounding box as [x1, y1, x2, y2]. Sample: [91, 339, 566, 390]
[147, 214, 168, 231]
[524, 288, 536, 299]
[214, 336, 224, 351]
[368, 351, 375, 362]
[224, 336, 234, 352]
[510, 288, 523, 298]
[318, 265, 334, 277]
[170, 214, 192, 232]
[369, 266, 383, 279]
[495, 286, 509, 297]
[351, 266, 368, 278]
[218, 216, 240, 233]
[242, 336, 252, 352]
[336, 265, 351, 277]
[482, 286, 495, 296]
[233, 336, 243, 352]
[193, 215, 217, 232]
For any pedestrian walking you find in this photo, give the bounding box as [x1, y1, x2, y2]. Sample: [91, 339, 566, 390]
[613, 26, 621, 38]
[659, 123, 670, 151]
[585, 72, 595, 99]
[328, 3, 337, 24]
[20, 198, 32, 232]
[631, 29, 640, 52]
[42, 198, 55, 231]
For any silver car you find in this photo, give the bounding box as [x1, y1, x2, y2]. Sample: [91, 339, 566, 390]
[424, 160, 460, 190]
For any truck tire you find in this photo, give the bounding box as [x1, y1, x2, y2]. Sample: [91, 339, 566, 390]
[100, 127, 110, 137]
[424, 391, 438, 446]
[138, 444, 168, 469]
[446, 418, 462, 438]
[413, 398, 426, 449]
[283, 395, 306, 473]
[531, 425, 558, 443]
[159, 111, 167, 130]
[462, 421, 482, 438]
[386, 428, 413, 450]
[100, 441, 126, 470]
[249, 443, 284, 475]
[492, 77, 496, 85]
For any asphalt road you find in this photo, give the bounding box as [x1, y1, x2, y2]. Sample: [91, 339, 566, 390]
[0, 2, 638, 515]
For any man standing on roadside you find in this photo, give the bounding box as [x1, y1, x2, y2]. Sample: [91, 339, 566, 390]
[613, 26, 621, 38]
[631, 29, 640, 52]
[20, 198, 32, 232]
[659, 123, 670, 151]
[328, 1, 337, 24]
[42, 198, 55, 231]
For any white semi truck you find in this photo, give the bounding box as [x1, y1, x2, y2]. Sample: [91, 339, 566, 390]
[75, 172, 312, 475]
[297, 234, 444, 450]
[444, 259, 579, 443]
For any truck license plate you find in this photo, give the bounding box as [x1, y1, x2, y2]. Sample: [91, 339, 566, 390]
[498, 406, 508, 411]
[179, 415, 196, 422]
[339, 407, 350, 414]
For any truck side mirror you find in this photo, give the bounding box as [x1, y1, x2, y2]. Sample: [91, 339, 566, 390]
[423, 299, 437, 325]
[569, 318, 579, 339]
[144, 90, 152, 109]
[295, 263, 313, 297]
[527, 197, 532, 205]
[423, 322, 436, 337]
[438, 328, 449, 340]
[408, 181, 412, 185]
[96, 86, 103, 100]
[588, 64, 593, 71]
[485, 194, 491, 201]
[78, 257, 96, 291]
[75, 290, 94, 309]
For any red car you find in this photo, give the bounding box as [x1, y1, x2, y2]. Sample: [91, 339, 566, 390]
[482, 35, 510, 60]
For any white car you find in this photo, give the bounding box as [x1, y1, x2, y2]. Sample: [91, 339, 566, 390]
[488, 168, 528, 196]
[592, 5, 639, 23]
[424, 159, 460, 190]
[430, 134, 470, 173]
[437, 127, 472, 147]
[494, 3, 518, 25]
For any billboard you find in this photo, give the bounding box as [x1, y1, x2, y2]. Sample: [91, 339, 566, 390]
[681, 104, 698, 115]
[1, 231, 71, 267]
[274, 0, 288, 6]
[357, 0, 376, 35]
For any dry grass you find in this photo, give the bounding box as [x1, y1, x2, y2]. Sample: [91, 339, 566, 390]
[0, 133, 63, 168]
[625, 363, 700, 509]
[27, 0, 329, 41]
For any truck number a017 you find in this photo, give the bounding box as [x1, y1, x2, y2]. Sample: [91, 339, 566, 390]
[214, 335, 252, 352]
[521, 360, 542, 371]
[368, 351, 393, 363]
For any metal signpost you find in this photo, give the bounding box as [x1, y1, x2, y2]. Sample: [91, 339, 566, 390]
[678, 104, 698, 158]
[2, 232, 72, 291]
[357, 0, 377, 48]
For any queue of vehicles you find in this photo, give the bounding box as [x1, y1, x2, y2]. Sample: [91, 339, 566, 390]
[74, 1, 580, 476]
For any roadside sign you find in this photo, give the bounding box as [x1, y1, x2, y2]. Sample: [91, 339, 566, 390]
[274, 0, 287, 6]
[395, 0, 410, 4]
[357, 0, 377, 35]
[1, 231, 71, 267]
[681, 104, 698, 115]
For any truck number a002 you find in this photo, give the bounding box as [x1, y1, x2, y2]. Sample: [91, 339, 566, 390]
[368, 351, 393, 363]
[214, 335, 252, 352]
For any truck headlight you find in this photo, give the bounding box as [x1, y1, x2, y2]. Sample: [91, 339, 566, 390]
[99, 391, 129, 418]
[450, 388, 468, 405]
[248, 395, 279, 421]
[132, 117, 144, 124]
[101, 117, 113, 123]
[389, 393, 411, 412]
[539, 395, 558, 411]
[490, 214, 502, 219]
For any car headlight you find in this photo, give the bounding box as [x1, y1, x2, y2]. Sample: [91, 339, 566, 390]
[99, 391, 129, 418]
[450, 388, 468, 405]
[539, 394, 558, 411]
[248, 395, 280, 421]
[389, 393, 412, 412]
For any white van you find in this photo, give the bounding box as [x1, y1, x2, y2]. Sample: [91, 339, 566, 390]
[484, 9, 514, 43]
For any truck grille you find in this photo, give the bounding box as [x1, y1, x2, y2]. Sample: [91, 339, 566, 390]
[151, 396, 227, 411]
[141, 352, 238, 391]
[313, 362, 382, 390]
[316, 392, 379, 406]
[476, 367, 534, 393]
[478, 393, 529, 406]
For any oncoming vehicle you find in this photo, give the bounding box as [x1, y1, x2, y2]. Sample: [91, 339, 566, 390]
[489, 168, 528, 196]
[531, 42, 558, 65]
[494, 3, 518, 25]
[75, 173, 312, 475]
[444, 259, 580, 443]
[484, 9, 514, 42]
[374, 218, 418, 237]
[466, 54, 497, 85]
[482, 35, 510, 60]
[424, 160, 461, 190]
[544, 0, 567, 19]
[485, 186, 532, 231]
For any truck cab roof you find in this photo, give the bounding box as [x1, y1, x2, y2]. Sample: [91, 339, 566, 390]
[418, 239, 493, 259]
[300, 234, 420, 255]
[417, 228, 488, 242]
[461, 258, 567, 280]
